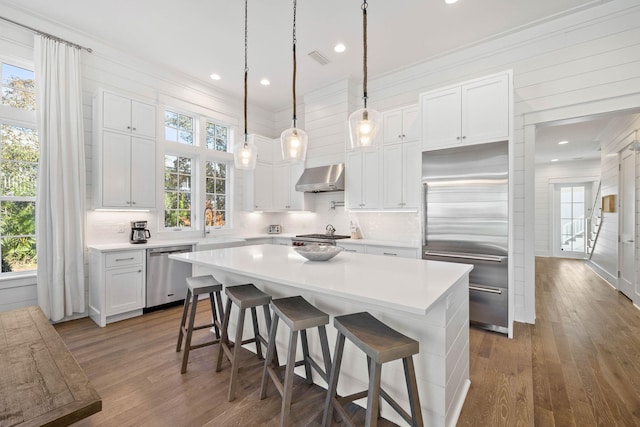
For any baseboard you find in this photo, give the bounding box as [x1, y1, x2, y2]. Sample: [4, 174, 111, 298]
[584, 260, 616, 288]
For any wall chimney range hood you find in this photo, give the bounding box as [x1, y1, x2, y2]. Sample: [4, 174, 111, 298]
[295, 163, 345, 192]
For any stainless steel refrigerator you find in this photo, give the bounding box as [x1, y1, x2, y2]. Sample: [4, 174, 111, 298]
[422, 141, 508, 334]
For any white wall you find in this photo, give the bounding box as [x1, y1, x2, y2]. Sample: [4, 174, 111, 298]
[535, 159, 600, 256]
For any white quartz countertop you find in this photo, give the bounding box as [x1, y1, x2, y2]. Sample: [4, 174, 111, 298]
[170, 244, 472, 315]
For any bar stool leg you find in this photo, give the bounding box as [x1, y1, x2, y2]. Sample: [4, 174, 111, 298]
[250, 306, 263, 359]
[209, 292, 220, 339]
[176, 288, 192, 352]
[300, 329, 313, 384]
[280, 328, 299, 426]
[216, 298, 233, 372]
[181, 291, 199, 374]
[262, 304, 278, 365]
[259, 314, 280, 399]
[318, 325, 332, 380]
[403, 356, 424, 426]
[365, 361, 382, 427]
[322, 332, 346, 427]
[228, 307, 246, 401]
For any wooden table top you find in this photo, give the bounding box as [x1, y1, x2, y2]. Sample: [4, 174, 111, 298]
[0, 306, 101, 427]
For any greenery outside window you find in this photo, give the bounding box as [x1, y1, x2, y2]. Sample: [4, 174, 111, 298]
[1, 63, 35, 111]
[205, 161, 227, 227]
[164, 110, 193, 145]
[164, 154, 192, 228]
[205, 121, 229, 152]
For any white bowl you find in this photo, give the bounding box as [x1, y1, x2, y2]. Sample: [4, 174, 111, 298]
[294, 245, 344, 262]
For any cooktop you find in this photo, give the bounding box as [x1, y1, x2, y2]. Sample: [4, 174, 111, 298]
[295, 234, 350, 240]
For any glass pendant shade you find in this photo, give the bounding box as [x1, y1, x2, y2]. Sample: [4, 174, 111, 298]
[280, 126, 308, 163]
[348, 107, 380, 149]
[234, 139, 257, 170]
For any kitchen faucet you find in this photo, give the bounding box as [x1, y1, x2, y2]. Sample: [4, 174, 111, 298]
[203, 206, 214, 237]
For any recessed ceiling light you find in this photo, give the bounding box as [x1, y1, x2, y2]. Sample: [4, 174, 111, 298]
[334, 43, 346, 53]
[558, 140, 569, 145]
[445, 0, 459, 4]
[209, 73, 221, 80]
[260, 78, 270, 86]
[551, 158, 559, 162]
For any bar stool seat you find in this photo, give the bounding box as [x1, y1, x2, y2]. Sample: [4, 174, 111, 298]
[176, 275, 224, 374]
[323, 312, 423, 427]
[259, 296, 332, 426]
[216, 284, 275, 401]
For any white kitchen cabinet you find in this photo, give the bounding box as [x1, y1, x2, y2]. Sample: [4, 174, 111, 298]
[244, 135, 310, 212]
[101, 132, 156, 208]
[103, 91, 156, 138]
[273, 162, 304, 210]
[346, 149, 379, 210]
[365, 245, 419, 259]
[421, 72, 510, 151]
[382, 105, 419, 145]
[382, 140, 420, 210]
[94, 90, 157, 209]
[89, 249, 145, 327]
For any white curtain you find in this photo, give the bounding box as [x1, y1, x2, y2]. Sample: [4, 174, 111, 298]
[35, 35, 86, 321]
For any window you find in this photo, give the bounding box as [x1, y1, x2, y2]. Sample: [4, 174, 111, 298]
[0, 60, 37, 274]
[205, 121, 229, 152]
[162, 105, 234, 231]
[559, 185, 585, 253]
[164, 154, 192, 228]
[164, 110, 193, 145]
[1, 63, 35, 111]
[205, 161, 227, 226]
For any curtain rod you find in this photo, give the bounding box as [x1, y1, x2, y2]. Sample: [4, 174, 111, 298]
[0, 15, 92, 53]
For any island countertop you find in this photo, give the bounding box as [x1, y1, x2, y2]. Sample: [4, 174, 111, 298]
[170, 244, 472, 316]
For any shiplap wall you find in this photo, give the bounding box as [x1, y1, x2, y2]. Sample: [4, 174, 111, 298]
[534, 159, 601, 257]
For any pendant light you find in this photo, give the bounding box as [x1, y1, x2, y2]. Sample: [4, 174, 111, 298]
[234, 0, 258, 170]
[280, 0, 308, 163]
[348, 0, 380, 149]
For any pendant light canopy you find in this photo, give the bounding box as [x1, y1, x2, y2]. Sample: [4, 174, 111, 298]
[234, 0, 257, 170]
[349, 0, 380, 149]
[280, 0, 308, 163]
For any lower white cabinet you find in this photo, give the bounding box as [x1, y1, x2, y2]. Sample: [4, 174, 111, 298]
[89, 249, 145, 327]
[336, 242, 366, 254]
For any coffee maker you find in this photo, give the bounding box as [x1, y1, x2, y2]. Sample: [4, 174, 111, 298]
[130, 220, 151, 244]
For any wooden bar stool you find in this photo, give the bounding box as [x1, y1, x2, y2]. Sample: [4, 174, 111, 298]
[259, 296, 332, 426]
[322, 312, 423, 427]
[176, 275, 224, 374]
[216, 283, 274, 401]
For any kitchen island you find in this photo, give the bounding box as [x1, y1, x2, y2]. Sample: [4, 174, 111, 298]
[170, 244, 472, 427]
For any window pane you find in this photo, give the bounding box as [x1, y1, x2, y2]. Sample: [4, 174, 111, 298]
[1, 236, 36, 273]
[205, 122, 229, 152]
[572, 187, 584, 202]
[165, 155, 177, 172]
[164, 192, 177, 209]
[216, 125, 227, 151]
[164, 172, 177, 191]
[215, 179, 225, 194]
[178, 157, 191, 173]
[206, 178, 215, 193]
[164, 154, 192, 229]
[0, 201, 36, 235]
[560, 203, 572, 218]
[1, 63, 35, 111]
[1, 125, 38, 197]
[573, 204, 584, 218]
[164, 127, 177, 141]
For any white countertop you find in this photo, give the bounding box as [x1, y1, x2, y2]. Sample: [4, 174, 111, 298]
[170, 244, 472, 315]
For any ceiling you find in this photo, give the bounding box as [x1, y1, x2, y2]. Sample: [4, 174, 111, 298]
[1, 0, 611, 111]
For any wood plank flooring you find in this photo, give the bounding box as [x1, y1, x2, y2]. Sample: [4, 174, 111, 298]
[54, 257, 640, 426]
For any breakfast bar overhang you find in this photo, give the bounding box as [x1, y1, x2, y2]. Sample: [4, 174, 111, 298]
[171, 244, 472, 427]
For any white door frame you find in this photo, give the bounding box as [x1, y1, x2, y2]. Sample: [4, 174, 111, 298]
[550, 179, 596, 259]
[618, 146, 636, 299]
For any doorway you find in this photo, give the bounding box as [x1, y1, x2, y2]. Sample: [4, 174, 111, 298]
[554, 183, 588, 258]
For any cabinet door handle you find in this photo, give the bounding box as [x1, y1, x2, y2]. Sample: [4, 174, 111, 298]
[127, 126, 131, 130]
[398, 134, 402, 139]
[115, 257, 135, 262]
[132, 127, 137, 131]
[383, 252, 398, 256]
[344, 249, 356, 252]
[462, 136, 466, 139]
[456, 136, 461, 140]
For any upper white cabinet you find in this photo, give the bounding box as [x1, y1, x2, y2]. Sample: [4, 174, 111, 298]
[243, 136, 310, 212]
[93, 90, 157, 209]
[346, 149, 379, 210]
[382, 140, 420, 210]
[382, 105, 419, 144]
[420, 72, 511, 151]
[103, 91, 156, 138]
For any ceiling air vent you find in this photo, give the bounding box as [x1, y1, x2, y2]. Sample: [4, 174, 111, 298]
[308, 50, 330, 65]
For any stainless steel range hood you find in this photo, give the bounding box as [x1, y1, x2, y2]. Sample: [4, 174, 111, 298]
[295, 163, 345, 192]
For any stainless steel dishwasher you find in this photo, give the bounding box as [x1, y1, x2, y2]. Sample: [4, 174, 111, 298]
[145, 245, 193, 310]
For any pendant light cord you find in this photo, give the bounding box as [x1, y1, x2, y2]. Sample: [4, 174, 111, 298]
[291, 0, 298, 128]
[362, 0, 368, 109]
[243, 0, 249, 143]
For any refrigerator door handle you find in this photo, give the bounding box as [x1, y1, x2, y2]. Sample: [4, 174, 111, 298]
[469, 285, 503, 294]
[422, 182, 428, 246]
[424, 251, 507, 263]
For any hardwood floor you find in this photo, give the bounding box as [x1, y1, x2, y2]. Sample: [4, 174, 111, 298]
[55, 257, 640, 426]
